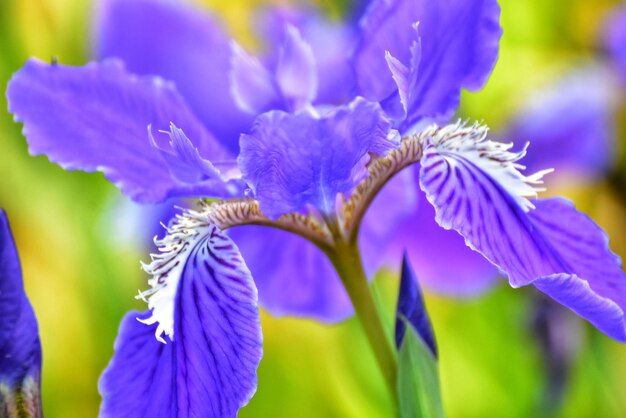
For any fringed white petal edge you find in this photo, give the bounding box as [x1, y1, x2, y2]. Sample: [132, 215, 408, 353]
[136, 208, 214, 344]
[420, 120, 553, 212]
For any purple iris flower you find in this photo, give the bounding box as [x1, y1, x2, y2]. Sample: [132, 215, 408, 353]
[6, 0, 626, 415]
[0, 211, 42, 417]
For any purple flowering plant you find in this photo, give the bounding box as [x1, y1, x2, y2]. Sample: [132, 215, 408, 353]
[3, 0, 626, 416]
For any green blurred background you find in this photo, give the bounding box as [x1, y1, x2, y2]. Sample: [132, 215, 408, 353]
[1, 0, 625, 416]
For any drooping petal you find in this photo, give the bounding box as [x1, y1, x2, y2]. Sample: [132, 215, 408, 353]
[604, 4, 626, 83]
[275, 25, 318, 111]
[96, 0, 252, 152]
[99, 219, 262, 417]
[228, 226, 353, 322]
[503, 66, 618, 178]
[354, 0, 502, 129]
[376, 171, 499, 295]
[239, 98, 395, 218]
[0, 211, 42, 417]
[395, 254, 437, 357]
[418, 123, 626, 341]
[7, 59, 238, 203]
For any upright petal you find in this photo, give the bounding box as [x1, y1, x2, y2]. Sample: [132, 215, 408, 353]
[230, 42, 281, 115]
[275, 26, 318, 112]
[96, 0, 253, 152]
[228, 226, 353, 322]
[418, 123, 626, 341]
[354, 0, 502, 128]
[99, 218, 262, 417]
[238, 98, 395, 218]
[0, 211, 42, 417]
[503, 66, 618, 178]
[254, 6, 357, 106]
[7, 59, 236, 203]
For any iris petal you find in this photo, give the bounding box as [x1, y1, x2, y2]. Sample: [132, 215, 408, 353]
[228, 226, 353, 322]
[0, 211, 42, 416]
[419, 125, 626, 341]
[238, 98, 395, 218]
[7, 59, 234, 203]
[380, 172, 499, 295]
[275, 25, 318, 111]
[96, 0, 252, 152]
[99, 223, 262, 417]
[230, 42, 281, 115]
[354, 0, 502, 129]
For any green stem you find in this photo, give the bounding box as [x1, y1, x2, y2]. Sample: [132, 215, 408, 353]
[329, 238, 398, 401]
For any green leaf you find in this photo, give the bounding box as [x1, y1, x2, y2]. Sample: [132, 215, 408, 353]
[397, 318, 445, 418]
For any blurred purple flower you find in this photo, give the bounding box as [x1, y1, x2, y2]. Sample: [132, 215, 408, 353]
[0, 211, 42, 417]
[503, 66, 618, 180]
[604, 4, 626, 84]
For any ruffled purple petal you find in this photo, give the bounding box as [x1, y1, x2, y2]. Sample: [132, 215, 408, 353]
[395, 254, 437, 357]
[604, 5, 626, 84]
[228, 226, 353, 322]
[238, 98, 395, 218]
[7, 59, 237, 203]
[96, 0, 252, 152]
[419, 136, 626, 341]
[354, 0, 502, 129]
[0, 211, 42, 416]
[99, 225, 262, 417]
[503, 67, 618, 178]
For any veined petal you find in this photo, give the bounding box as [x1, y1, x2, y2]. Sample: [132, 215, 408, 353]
[418, 123, 626, 341]
[99, 215, 262, 417]
[7, 59, 236, 203]
[354, 0, 502, 128]
[0, 211, 42, 417]
[228, 226, 353, 322]
[376, 172, 499, 295]
[96, 0, 252, 152]
[239, 98, 394, 218]
[276, 25, 318, 111]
